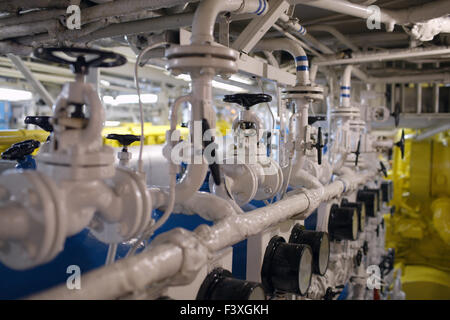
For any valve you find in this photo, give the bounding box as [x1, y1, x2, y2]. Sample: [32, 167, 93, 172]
[308, 115, 326, 125]
[311, 126, 324, 165]
[391, 102, 401, 128]
[1, 140, 40, 170]
[106, 134, 140, 167]
[223, 93, 272, 110]
[202, 119, 221, 186]
[352, 137, 361, 167]
[394, 129, 405, 160]
[355, 249, 363, 267]
[34, 47, 127, 75]
[24, 116, 53, 132]
[379, 161, 388, 178]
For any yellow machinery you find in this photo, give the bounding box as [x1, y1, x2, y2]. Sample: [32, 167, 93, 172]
[385, 129, 450, 299]
[0, 123, 191, 154]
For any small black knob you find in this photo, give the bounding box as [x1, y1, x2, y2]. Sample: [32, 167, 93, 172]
[357, 190, 379, 217]
[24, 116, 53, 132]
[394, 129, 405, 160]
[362, 241, 369, 255]
[312, 127, 324, 165]
[261, 236, 313, 296]
[197, 268, 266, 300]
[381, 180, 393, 203]
[289, 224, 330, 276]
[355, 249, 363, 267]
[352, 138, 361, 167]
[391, 103, 401, 128]
[223, 93, 272, 110]
[379, 161, 388, 178]
[1, 140, 40, 161]
[106, 134, 140, 150]
[341, 198, 366, 233]
[328, 204, 359, 241]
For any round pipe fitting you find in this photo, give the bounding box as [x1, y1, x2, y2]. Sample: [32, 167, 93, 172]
[261, 236, 313, 296]
[328, 204, 359, 241]
[197, 268, 266, 300]
[289, 224, 329, 276]
[357, 189, 379, 217]
[341, 198, 366, 232]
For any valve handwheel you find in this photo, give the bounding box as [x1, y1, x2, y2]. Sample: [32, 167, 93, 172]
[106, 134, 141, 152]
[223, 93, 272, 110]
[352, 137, 361, 167]
[34, 47, 127, 75]
[394, 129, 405, 160]
[312, 127, 324, 165]
[25, 116, 53, 132]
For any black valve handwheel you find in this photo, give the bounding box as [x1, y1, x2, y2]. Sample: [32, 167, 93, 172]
[34, 47, 127, 75]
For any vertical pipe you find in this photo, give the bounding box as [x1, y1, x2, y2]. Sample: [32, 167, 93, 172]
[401, 83, 405, 113]
[416, 83, 422, 114]
[390, 83, 396, 113]
[434, 84, 440, 113]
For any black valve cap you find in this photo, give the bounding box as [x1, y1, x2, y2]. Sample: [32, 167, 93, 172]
[357, 190, 379, 218]
[355, 249, 363, 267]
[289, 224, 330, 276]
[1, 139, 40, 161]
[261, 236, 313, 296]
[362, 241, 369, 255]
[106, 134, 141, 147]
[341, 198, 366, 232]
[223, 93, 272, 109]
[197, 268, 266, 300]
[381, 181, 394, 203]
[328, 204, 359, 241]
[24, 116, 53, 132]
[308, 115, 326, 125]
[365, 187, 382, 210]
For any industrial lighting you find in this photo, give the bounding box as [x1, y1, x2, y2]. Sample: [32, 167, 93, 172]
[229, 74, 254, 85]
[0, 88, 32, 101]
[100, 80, 111, 87]
[212, 80, 247, 93]
[103, 94, 158, 105]
[104, 121, 121, 127]
[289, 224, 330, 276]
[261, 236, 313, 296]
[175, 74, 192, 82]
[197, 268, 266, 300]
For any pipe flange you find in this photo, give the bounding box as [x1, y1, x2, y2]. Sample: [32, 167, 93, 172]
[283, 85, 324, 102]
[0, 171, 61, 270]
[331, 107, 361, 119]
[253, 158, 283, 200]
[124, 169, 151, 237]
[166, 45, 239, 75]
[90, 167, 143, 243]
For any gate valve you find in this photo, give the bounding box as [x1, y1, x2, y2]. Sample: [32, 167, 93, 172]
[379, 161, 388, 178]
[394, 129, 405, 160]
[34, 47, 127, 75]
[202, 119, 221, 186]
[352, 137, 361, 167]
[223, 93, 272, 110]
[311, 127, 324, 165]
[390, 103, 401, 128]
[1, 139, 40, 169]
[106, 134, 140, 166]
[355, 249, 363, 267]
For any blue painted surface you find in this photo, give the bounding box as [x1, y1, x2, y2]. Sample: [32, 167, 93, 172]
[16, 155, 37, 170]
[337, 283, 349, 300]
[304, 209, 318, 230]
[0, 102, 12, 129]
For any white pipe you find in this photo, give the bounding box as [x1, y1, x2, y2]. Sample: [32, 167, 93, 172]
[30, 168, 376, 299]
[314, 46, 450, 66]
[174, 192, 238, 221]
[254, 38, 311, 85]
[191, 0, 268, 44]
[0, 205, 30, 240]
[300, 0, 450, 29]
[307, 25, 359, 52]
[340, 65, 353, 108]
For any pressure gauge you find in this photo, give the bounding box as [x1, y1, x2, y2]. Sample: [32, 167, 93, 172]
[197, 268, 266, 300]
[289, 224, 330, 276]
[341, 198, 366, 232]
[261, 236, 313, 296]
[366, 188, 382, 209]
[357, 190, 378, 217]
[328, 204, 359, 241]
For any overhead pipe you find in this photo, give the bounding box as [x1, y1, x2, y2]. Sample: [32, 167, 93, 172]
[307, 25, 360, 52]
[340, 65, 353, 108]
[30, 168, 375, 299]
[299, 0, 450, 31]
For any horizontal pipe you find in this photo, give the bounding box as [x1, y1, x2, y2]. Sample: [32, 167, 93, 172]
[307, 25, 359, 52]
[314, 46, 450, 66]
[29, 169, 375, 299]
